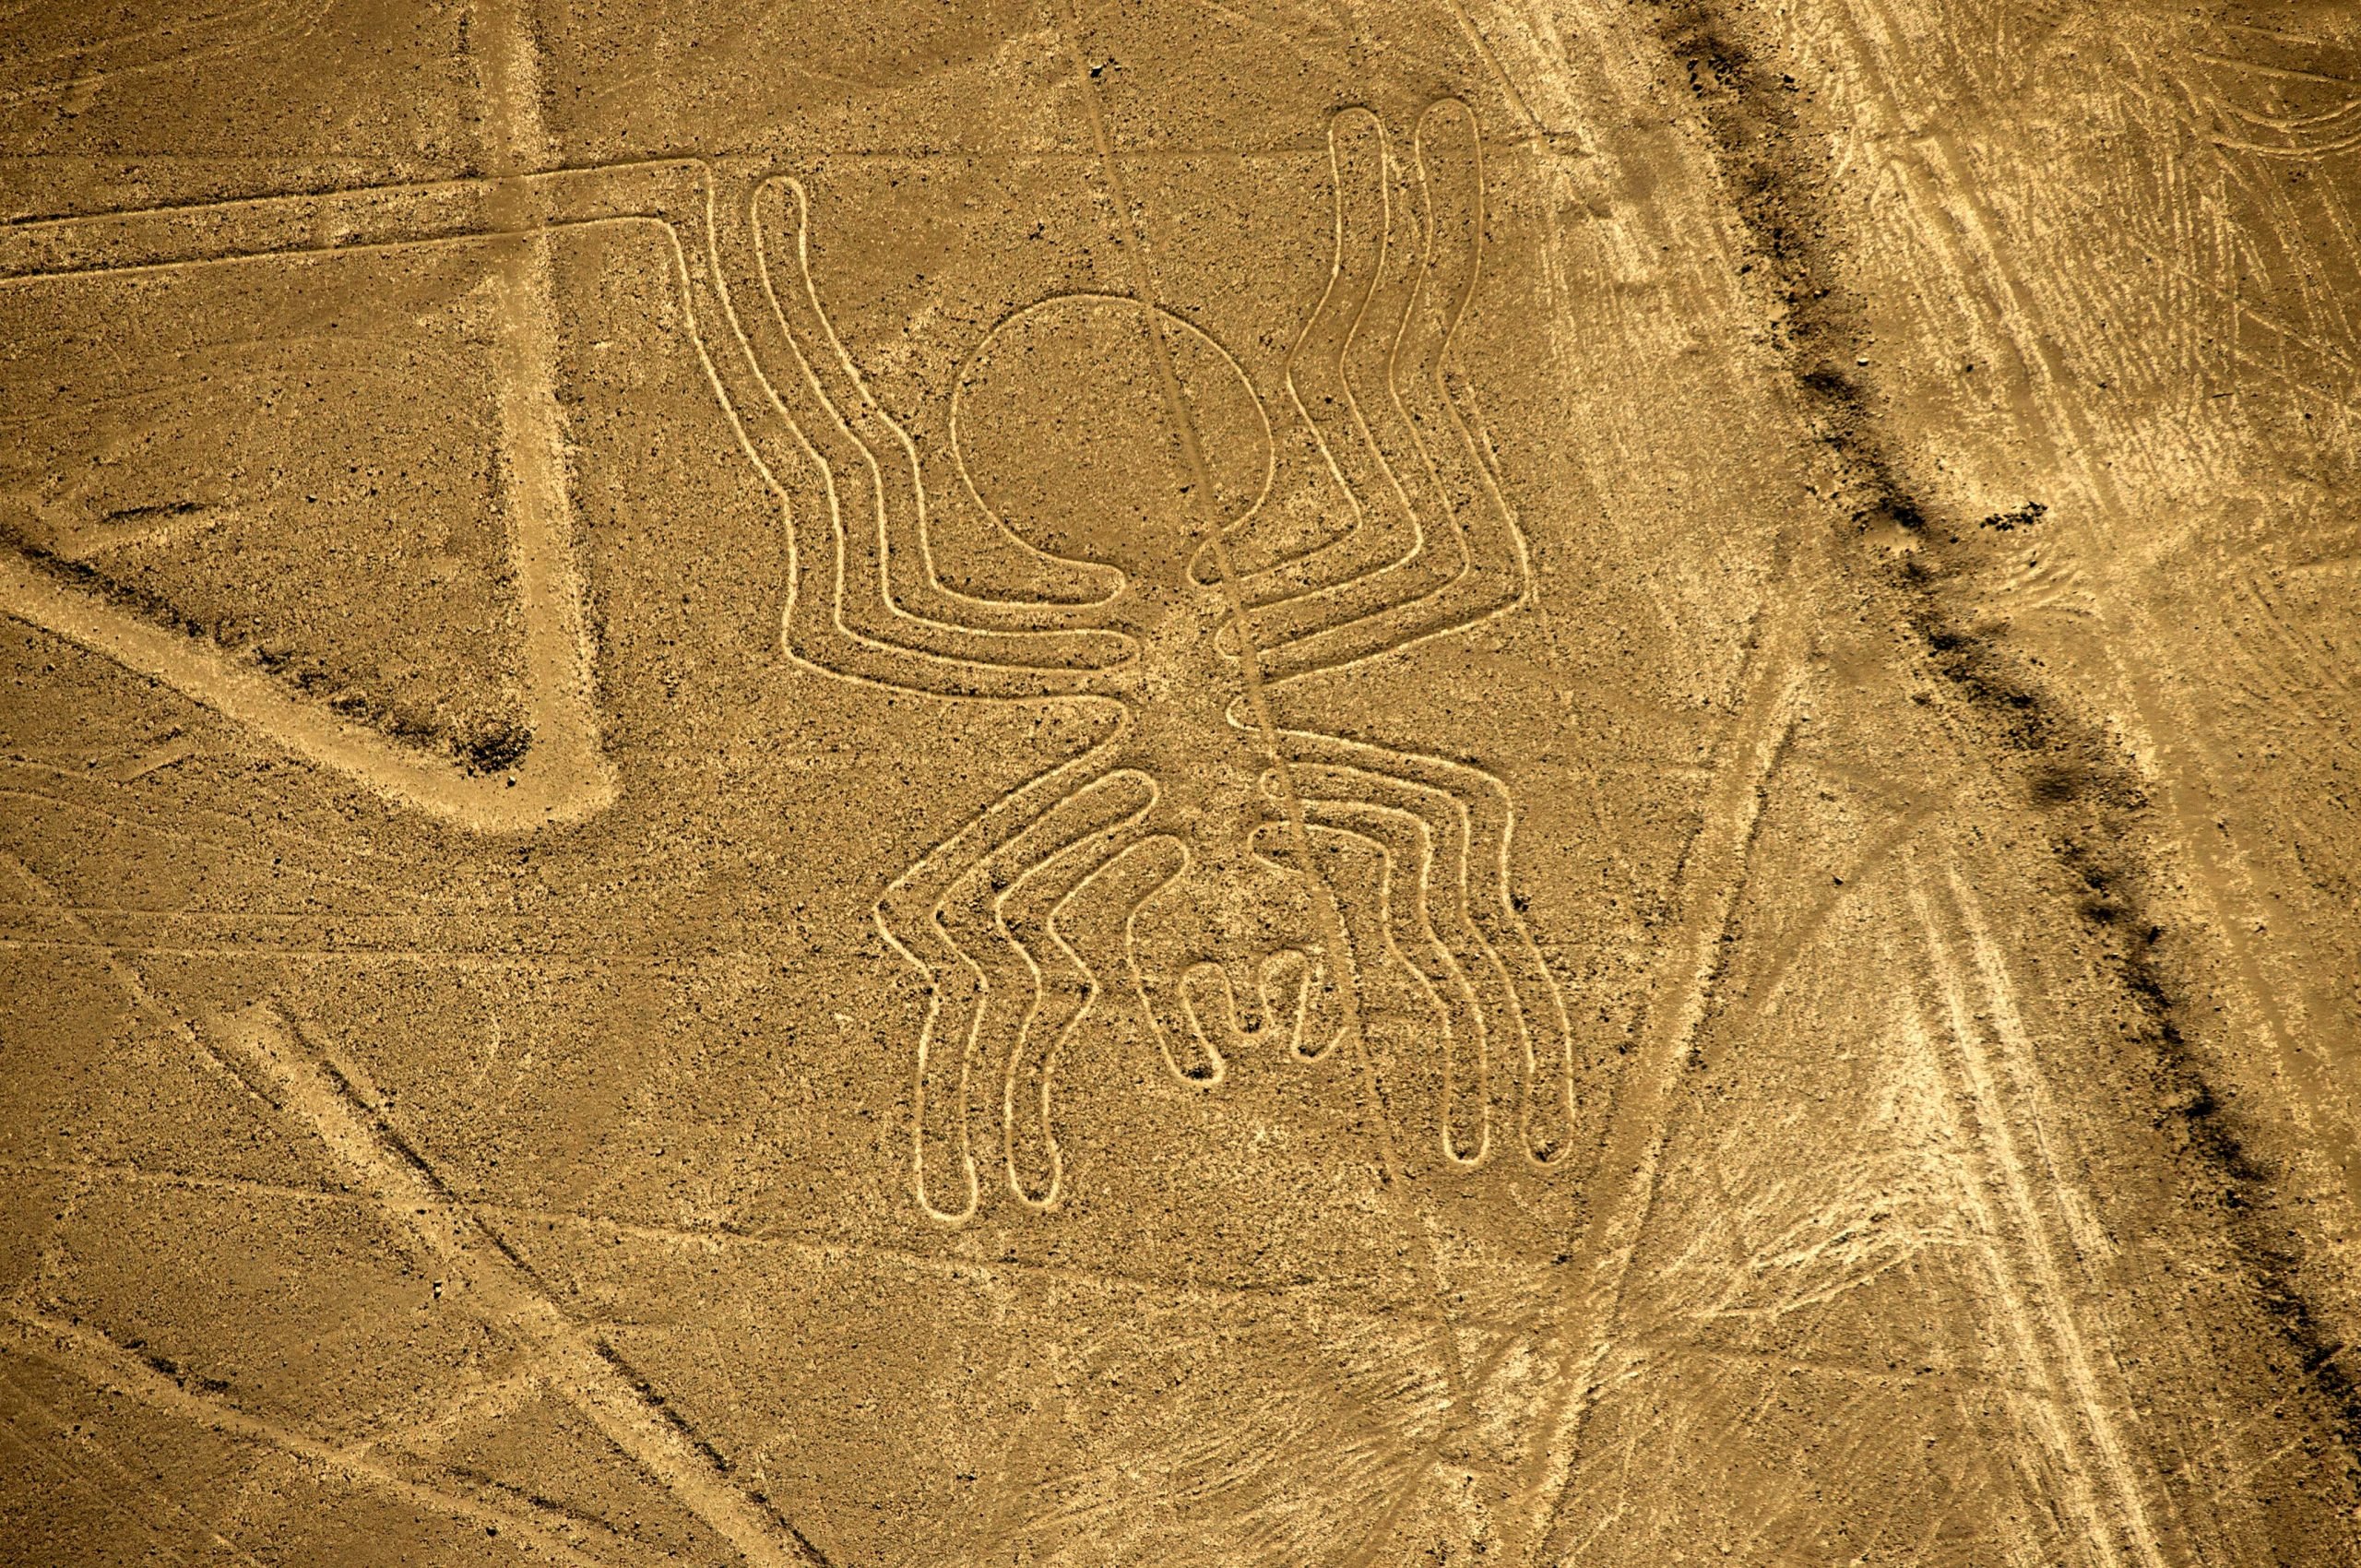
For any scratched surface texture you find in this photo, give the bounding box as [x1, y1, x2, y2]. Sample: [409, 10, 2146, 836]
[2, 1, 2358, 1564]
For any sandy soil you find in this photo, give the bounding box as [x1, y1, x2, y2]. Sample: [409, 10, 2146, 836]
[2, 2, 2358, 1563]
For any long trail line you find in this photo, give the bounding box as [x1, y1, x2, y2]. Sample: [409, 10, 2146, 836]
[1051, 6, 1346, 978]
[1052, 1, 1486, 1462]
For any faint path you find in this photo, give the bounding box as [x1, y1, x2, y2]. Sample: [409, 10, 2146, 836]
[0, 2, 616, 834]
[1903, 852, 2177, 1568]
[1506, 542, 1813, 1565]
[472, 0, 613, 834]
[0, 1307, 627, 1568]
[0, 842, 829, 1568]
[205, 1001, 832, 1568]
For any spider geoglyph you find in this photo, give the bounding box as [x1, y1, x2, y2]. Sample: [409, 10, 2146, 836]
[890, 97, 1584, 1222]
[0, 96, 1584, 1228]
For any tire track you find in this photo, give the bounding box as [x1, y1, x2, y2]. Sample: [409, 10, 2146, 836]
[1903, 850, 2176, 1568]
[1507, 588, 1811, 1565]
[1641, 0, 2361, 1519]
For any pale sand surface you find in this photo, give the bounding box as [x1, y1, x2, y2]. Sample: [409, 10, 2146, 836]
[3, 3, 2360, 1563]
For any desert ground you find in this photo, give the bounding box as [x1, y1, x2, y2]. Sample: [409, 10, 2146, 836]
[2, 1, 2359, 1563]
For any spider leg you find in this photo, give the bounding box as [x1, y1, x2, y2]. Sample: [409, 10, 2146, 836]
[1228, 99, 1532, 685]
[708, 176, 1133, 693]
[874, 738, 1140, 1224]
[978, 772, 1162, 1209]
[1193, 107, 1419, 600]
[1247, 816, 1479, 1173]
[750, 178, 1120, 619]
[1260, 801, 1490, 1167]
[1269, 725, 1584, 1168]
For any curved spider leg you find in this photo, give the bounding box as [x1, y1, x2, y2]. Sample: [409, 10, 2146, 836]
[1174, 945, 1313, 1065]
[1390, 97, 1507, 583]
[1208, 108, 1464, 647]
[1272, 726, 1582, 1168]
[1190, 107, 1402, 599]
[874, 732, 1136, 1225]
[1283, 765, 1515, 1162]
[1264, 795, 1490, 1166]
[1408, 99, 1508, 493]
[943, 768, 1158, 1209]
[1247, 813, 1477, 1170]
[1212, 102, 1465, 647]
[1243, 99, 1532, 686]
[699, 175, 1131, 682]
[1041, 835, 1227, 1088]
[750, 177, 1121, 617]
[994, 803, 1166, 1208]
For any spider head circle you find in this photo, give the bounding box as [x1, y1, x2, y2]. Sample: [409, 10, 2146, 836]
[951, 293, 1274, 586]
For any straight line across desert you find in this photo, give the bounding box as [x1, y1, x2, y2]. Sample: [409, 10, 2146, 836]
[2, 2, 2357, 1563]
